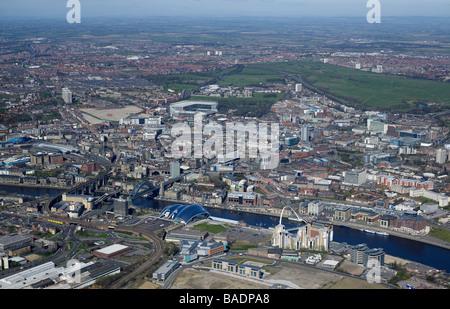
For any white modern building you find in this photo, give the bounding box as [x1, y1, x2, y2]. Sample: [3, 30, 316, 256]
[0, 260, 120, 289]
[436, 148, 447, 164]
[410, 188, 450, 207]
[343, 169, 367, 186]
[272, 221, 333, 252]
[62, 88, 72, 104]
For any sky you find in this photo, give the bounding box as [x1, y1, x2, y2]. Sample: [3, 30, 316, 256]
[1, 0, 449, 19]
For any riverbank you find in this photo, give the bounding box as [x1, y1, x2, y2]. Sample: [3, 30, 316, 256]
[153, 197, 450, 251]
[332, 220, 450, 251]
[0, 182, 69, 191]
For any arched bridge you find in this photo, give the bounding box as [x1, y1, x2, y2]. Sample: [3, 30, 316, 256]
[279, 205, 307, 231]
[129, 181, 158, 200]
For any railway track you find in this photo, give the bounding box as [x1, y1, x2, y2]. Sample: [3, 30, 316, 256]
[35, 215, 166, 289]
[108, 227, 165, 289]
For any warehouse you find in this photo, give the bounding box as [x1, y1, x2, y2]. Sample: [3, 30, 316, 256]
[93, 244, 131, 259]
[0, 234, 32, 251]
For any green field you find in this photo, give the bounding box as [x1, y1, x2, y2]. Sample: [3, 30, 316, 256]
[428, 226, 450, 243]
[247, 60, 450, 112]
[217, 67, 285, 87]
[144, 58, 450, 114]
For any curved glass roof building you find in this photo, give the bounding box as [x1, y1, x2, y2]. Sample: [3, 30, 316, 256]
[159, 204, 210, 224]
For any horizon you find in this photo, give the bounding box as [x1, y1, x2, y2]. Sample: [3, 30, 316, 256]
[1, 0, 449, 19]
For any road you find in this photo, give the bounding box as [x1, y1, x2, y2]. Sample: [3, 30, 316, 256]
[0, 210, 166, 288]
[108, 227, 165, 289]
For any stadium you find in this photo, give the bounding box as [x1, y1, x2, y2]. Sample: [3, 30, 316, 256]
[169, 100, 218, 121]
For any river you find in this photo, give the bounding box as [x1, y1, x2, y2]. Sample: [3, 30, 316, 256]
[2, 185, 449, 273]
[133, 197, 450, 273]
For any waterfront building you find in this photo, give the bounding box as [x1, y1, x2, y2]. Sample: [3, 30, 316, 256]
[392, 213, 427, 234]
[365, 248, 385, 267]
[272, 221, 333, 252]
[352, 244, 385, 267]
[351, 243, 369, 265]
[227, 191, 258, 206]
[159, 204, 210, 225]
[334, 206, 351, 221]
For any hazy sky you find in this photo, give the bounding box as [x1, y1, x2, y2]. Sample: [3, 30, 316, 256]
[1, 0, 449, 19]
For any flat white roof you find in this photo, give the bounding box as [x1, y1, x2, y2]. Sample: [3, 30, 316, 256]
[322, 260, 339, 267]
[95, 244, 129, 255]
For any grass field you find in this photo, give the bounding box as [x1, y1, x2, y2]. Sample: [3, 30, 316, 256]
[248, 60, 450, 112]
[193, 222, 228, 234]
[218, 67, 285, 87]
[145, 58, 450, 114]
[428, 226, 450, 243]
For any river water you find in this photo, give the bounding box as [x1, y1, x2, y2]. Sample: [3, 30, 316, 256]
[2, 185, 449, 273]
[133, 198, 450, 273]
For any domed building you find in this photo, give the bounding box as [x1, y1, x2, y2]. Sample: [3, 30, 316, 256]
[159, 204, 210, 225]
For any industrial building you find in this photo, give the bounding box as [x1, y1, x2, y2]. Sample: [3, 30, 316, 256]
[32, 142, 79, 154]
[0, 155, 30, 167]
[0, 234, 32, 253]
[62, 194, 94, 211]
[93, 244, 132, 259]
[0, 260, 122, 289]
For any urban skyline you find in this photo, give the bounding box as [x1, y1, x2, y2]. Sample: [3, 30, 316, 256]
[0, 1, 449, 295]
